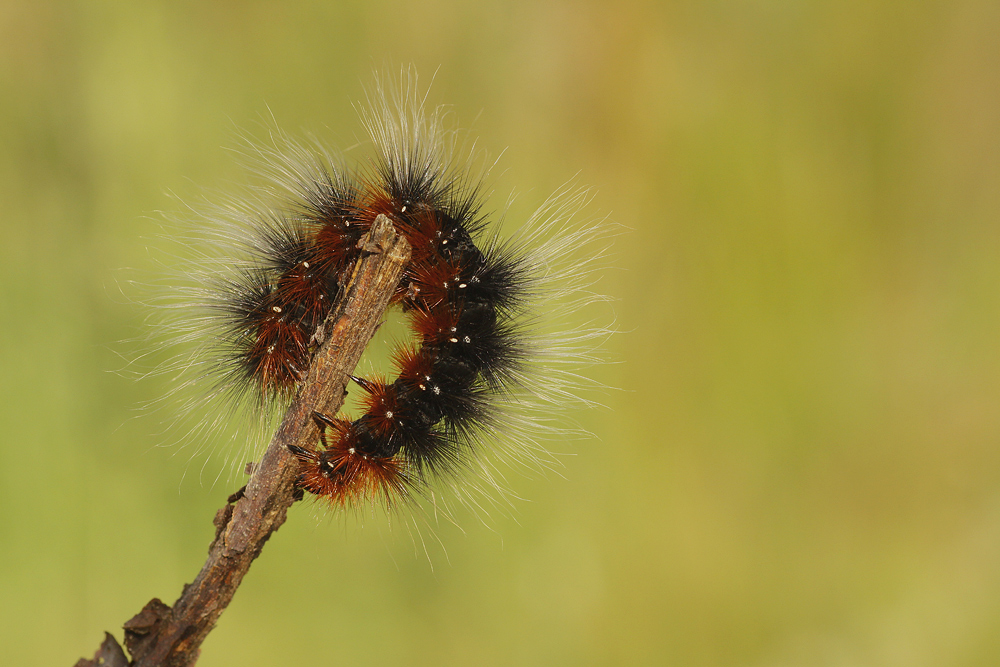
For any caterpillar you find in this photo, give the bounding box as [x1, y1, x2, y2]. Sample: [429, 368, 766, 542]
[154, 73, 612, 511]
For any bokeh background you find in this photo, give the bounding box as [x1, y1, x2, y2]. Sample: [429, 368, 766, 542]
[3, 1, 1000, 665]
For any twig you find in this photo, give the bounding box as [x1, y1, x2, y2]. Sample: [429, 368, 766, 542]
[76, 215, 411, 667]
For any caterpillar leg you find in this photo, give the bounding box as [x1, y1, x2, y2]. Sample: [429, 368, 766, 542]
[311, 410, 338, 449]
[348, 374, 376, 392]
[289, 409, 409, 506]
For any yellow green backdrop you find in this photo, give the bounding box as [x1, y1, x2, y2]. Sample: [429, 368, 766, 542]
[3, 1, 1000, 665]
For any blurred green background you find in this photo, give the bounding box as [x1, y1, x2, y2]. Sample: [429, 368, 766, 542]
[3, 1, 1000, 665]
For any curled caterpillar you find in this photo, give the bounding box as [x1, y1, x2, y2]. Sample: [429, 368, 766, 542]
[159, 74, 612, 510]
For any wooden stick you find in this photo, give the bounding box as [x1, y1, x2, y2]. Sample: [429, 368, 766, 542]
[76, 215, 411, 667]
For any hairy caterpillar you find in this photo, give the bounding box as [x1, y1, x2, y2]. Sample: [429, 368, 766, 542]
[152, 73, 612, 512]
